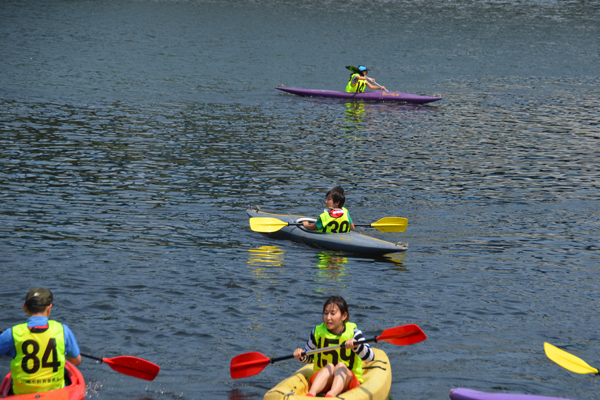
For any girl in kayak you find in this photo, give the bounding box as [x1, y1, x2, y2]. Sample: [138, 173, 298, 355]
[302, 186, 355, 233]
[293, 295, 374, 397]
[346, 65, 386, 93]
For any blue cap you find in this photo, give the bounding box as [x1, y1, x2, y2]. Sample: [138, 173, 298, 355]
[358, 65, 368, 71]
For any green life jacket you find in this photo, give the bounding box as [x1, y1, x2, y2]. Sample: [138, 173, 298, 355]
[318, 207, 351, 233]
[313, 322, 364, 383]
[11, 321, 66, 394]
[345, 73, 366, 93]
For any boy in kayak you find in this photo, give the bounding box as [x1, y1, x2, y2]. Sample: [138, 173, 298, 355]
[346, 65, 386, 93]
[302, 186, 355, 233]
[293, 295, 374, 397]
[0, 287, 81, 395]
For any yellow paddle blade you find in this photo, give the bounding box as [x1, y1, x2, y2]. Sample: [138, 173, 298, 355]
[371, 217, 408, 232]
[544, 342, 599, 374]
[249, 217, 289, 233]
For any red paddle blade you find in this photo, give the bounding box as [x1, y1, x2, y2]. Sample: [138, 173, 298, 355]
[230, 351, 271, 379]
[103, 356, 160, 381]
[377, 324, 426, 345]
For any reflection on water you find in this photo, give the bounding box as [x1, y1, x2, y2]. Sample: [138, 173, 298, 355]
[344, 101, 366, 134]
[227, 388, 254, 400]
[248, 245, 285, 269]
[316, 251, 348, 273]
[247, 246, 408, 294]
[383, 253, 407, 270]
[247, 246, 287, 290]
[312, 251, 349, 292]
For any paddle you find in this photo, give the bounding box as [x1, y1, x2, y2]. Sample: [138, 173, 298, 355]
[0, 328, 160, 381]
[249, 217, 408, 233]
[80, 352, 160, 381]
[345, 66, 387, 91]
[544, 342, 599, 375]
[230, 323, 426, 379]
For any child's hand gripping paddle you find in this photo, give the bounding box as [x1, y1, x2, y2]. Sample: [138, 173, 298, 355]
[230, 324, 426, 379]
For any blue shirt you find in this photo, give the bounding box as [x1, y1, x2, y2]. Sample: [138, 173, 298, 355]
[0, 317, 80, 359]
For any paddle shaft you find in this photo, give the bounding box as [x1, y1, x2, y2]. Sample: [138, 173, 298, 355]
[270, 336, 378, 364]
[287, 222, 377, 228]
[80, 352, 103, 362]
[230, 324, 425, 379]
[367, 78, 387, 91]
[249, 216, 407, 233]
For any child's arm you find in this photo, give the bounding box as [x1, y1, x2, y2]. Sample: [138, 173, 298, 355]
[365, 79, 386, 91]
[294, 328, 317, 363]
[303, 215, 325, 231]
[302, 221, 318, 230]
[346, 328, 375, 361]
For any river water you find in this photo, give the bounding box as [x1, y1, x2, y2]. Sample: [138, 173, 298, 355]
[1, 0, 599, 399]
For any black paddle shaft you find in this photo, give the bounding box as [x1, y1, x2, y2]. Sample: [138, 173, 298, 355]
[80, 352, 104, 362]
[270, 336, 378, 364]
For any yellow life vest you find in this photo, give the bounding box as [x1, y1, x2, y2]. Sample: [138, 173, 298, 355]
[318, 207, 351, 233]
[345, 73, 366, 93]
[11, 321, 66, 394]
[313, 322, 364, 383]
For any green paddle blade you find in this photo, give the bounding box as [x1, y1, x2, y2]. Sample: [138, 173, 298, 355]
[370, 217, 408, 232]
[544, 342, 599, 374]
[346, 65, 360, 73]
[249, 217, 289, 233]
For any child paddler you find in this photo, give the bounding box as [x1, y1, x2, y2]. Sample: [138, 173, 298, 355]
[302, 186, 355, 233]
[293, 295, 374, 397]
[0, 287, 81, 395]
[345, 65, 386, 93]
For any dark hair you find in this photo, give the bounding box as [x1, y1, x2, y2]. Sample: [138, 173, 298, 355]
[25, 287, 53, 314]
[323, 295, 349, 323]
[326, 186, 346, 208]
[26, 303, 49, 314]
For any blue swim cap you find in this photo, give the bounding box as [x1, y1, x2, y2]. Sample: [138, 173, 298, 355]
[358, 65, 368, 71]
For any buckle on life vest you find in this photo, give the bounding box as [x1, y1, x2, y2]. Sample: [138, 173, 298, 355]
[328, 209, 345, 218]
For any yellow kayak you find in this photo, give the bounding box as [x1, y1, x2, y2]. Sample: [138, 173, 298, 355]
[263, 348, 391, 400]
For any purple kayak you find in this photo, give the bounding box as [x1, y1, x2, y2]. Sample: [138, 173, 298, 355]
[276, 86, 442, 104]
[450, 388, 581, 400]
